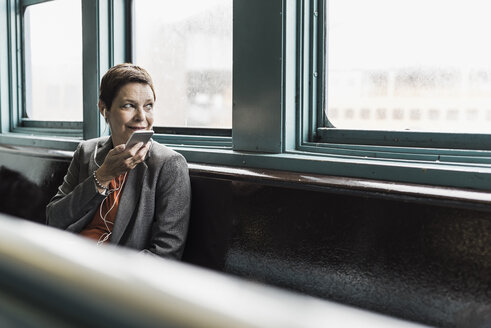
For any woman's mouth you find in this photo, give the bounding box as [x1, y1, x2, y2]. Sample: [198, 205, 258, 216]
[128, 126, 147, 131]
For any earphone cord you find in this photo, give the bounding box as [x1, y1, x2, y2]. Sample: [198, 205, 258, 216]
[94, 143, 101, 168]
[97, 172, 128, 246]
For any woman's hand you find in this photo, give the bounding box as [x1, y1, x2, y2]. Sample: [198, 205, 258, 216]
[95, 141, 151, 188]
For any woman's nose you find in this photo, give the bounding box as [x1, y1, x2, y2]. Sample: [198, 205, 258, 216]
[134, 107, 145, 121]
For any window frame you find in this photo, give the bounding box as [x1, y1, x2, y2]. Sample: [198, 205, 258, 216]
[296, 0, 325, 146]
[5, 0, 129, 144]
[284, 0, 491, 190]
[311, 0, 491, 161]
[17, 0, 83, 138]
[2, 0, 491, 191]
[128, 0, 233, 147]
[1, 0, 21, 137]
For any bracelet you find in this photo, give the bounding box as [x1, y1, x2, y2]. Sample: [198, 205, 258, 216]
[93, 170, 109, 194]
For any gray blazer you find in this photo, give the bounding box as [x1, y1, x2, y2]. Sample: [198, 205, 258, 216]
[46, 136, 191, 260]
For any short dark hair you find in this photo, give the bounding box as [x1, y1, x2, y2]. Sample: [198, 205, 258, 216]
[99, 63, 156, 109]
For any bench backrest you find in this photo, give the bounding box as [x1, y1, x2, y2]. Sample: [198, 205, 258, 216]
[1, 144, 491, 327]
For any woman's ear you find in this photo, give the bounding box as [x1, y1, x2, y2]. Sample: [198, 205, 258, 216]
[98, 100, 108, 121]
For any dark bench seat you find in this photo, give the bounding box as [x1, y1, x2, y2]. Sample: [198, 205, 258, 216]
[1, 143, 491, 328]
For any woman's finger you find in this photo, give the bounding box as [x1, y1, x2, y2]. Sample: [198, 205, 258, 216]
[124, 157, 138, 170]
[107, 144, 125, 156]
[135, 143, 149, 159]
[127, 142, 144, 156]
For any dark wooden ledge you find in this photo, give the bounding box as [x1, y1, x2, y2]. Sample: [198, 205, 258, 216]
[2, 143, 491, 211]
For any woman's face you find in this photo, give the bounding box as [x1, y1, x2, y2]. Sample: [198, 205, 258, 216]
[102, 82, 155, 146]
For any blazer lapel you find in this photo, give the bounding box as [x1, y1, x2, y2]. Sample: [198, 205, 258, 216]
[110, 161, 148, 244]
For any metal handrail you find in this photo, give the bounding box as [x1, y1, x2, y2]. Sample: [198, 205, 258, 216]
[0, 214, 426, 328]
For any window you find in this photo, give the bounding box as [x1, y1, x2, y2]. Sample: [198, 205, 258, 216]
[2, 0, 491, 190]
[323, 0, 491, 135]
[23, 0, 83, 122]
[133, 0, 232, 132]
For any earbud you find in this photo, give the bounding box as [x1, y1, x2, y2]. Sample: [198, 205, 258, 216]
[103, 108, 107, 118]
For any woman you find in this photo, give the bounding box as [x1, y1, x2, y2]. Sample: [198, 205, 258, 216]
[46, 63, 191, 260]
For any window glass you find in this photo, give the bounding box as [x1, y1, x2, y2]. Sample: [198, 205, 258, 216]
[134, 0, 232, 128]
[24, 0, 83, 121]
[325, 0, 491, 133]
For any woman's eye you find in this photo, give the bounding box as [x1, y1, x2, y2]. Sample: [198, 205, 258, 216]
[122, 103, 133, 109]
[145, 104, 153, 111]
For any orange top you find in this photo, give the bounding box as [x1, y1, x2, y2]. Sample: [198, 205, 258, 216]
[80, 173, 127, 244]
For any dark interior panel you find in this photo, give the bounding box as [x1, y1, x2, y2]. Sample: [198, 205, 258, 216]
[1, 145, 491, 327]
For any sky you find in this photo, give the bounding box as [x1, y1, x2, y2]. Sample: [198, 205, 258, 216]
[328, 0, 491, 70]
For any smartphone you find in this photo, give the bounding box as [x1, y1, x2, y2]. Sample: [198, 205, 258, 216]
[125, 130, 154, 148]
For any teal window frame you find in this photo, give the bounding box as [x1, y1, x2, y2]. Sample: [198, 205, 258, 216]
[18, 0, 83, 138]
[2, 0, 491, 191]
[0, 0, 127, 150]
[284, 0, 491, 190]
[127, 0, 232, 148]
[307, 0, 491, 163]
